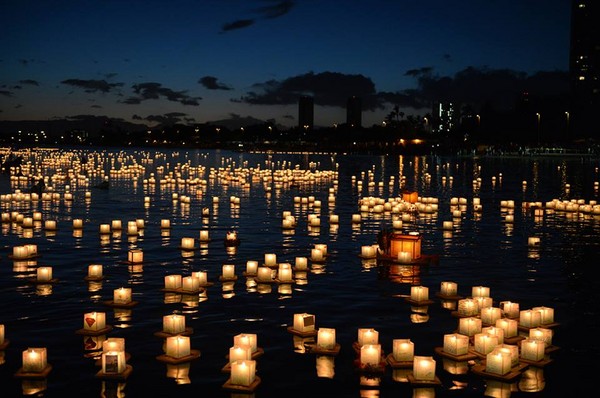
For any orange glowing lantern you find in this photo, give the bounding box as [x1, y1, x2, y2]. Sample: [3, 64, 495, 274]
[390, 232, 421, 260]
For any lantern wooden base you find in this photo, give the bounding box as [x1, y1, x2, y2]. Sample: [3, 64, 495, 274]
[8, 254, 40, 260]
[287, 326, 317, 337]
[242, 271, 258, 277]
[450, 311, 479, 318]
[292, 267, 308, 273]
[357, 254, 378, 260]
[75, 325, 113, 336]
[471, 364, 522, 381]
[156, 349, 201, 364]
[405, 298, 435, 306]
[434, 346, 479, 361]
[198, 281, 214, 288]
[222, 375, 261, 393]
[153, 327, 194, 338]
[28, 278, 59, 285]
[275, 279, 295, 284]
[84, 275, 104, 281]
[540, 322, 560, 328]
[407, 373, 442, 386]
[161, 287, 205, 295]
[262, 263, 279, 268]
[14, 364, 52, 379]
[219, 275, 238, 282]
[310, 343, 341, 356]
[519, 357, 553, 367]
[503, 335, 525, 345]
[435, 293, 463, 300]
[177, 246, 199, 251]
[385, 353, 413, 368]
[353, 358, 387, 373]
[95, 364, 133, 380]
[0, 339, 10, 350]
[118, 261, 145, 265]
[103, 300, 139, 308]
[255, 278, 276, 284]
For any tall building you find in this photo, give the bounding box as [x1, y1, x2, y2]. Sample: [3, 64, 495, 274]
[298, 96, 314, 129]
[432, 101, 458, 135]
[346, 96, 362, 127]
[569, 0, 599, 138]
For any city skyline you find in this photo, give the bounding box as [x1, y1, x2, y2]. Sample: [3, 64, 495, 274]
[1, 1, 571, 129]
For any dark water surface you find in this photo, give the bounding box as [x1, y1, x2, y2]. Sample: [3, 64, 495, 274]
[1, 148, 599, 397]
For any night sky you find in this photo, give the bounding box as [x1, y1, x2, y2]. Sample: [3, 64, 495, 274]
[0, 0, 571, 128]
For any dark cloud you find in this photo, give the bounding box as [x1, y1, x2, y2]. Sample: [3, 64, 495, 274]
[0, 90, 14, 97]
[104, 73, 118, 79]
[15, 104, 22, 109]
[123, 82, 201, 106]
[143, 114, 185, 124]
[253, 0, 295, 19]
[19, 79, 39, 86]
[91, 105, 102, 109]
[61, 79, 124, 93]
[404, 67, 433, 77]
[282, 114, 294, 120]
[221, 19, 255, 32]
[237, 71, 383, 110]
[132, 114, 143, 120]
[18, 59, 34, 66]
[221, 1, 295, 32]
[199, 76, 232, 90]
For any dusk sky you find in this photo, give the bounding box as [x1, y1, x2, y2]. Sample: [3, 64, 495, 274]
[1, 0, 571, 129]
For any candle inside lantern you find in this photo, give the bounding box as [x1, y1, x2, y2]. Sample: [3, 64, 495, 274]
[88, 264, 103, 279]
[222, 264, 235, 279]
[22, 347, 47, 373]
[471, 285, 490, 297]
[317, 328, 336, 350]
[458, 317, 482, 337]
[181, 275, 200, 292]
[481, 307, 503, 325]
[164, 274, 182, 290]
[482, 326, 505, 344]
[360, 344, 382, 367]
[520, 309, 542, 328]
[113, 287, 132, 304]
[532, 306, 554, 325]
[474, 333, 499, 355]
[494, 344, 520, 367]
[128, 249, 143, 264]
[357, 328, 379, 346]
[293, 313, 315, 333]
[500, 301, 520, 318]
[529, 327, 553, 346]
[84, 311, 106, 331]
[410, 286, 429, 302]
[486, 350, 511, 375]
[440, 281, 458, 296]
[392, 338, 414, 362]
[181, 237, 195, 250]
[163, 314, 186, 334]
[397, 251, 412, 264]
[495, 318, 519, 338]
[520, 338, 546, 362]
[413, 356, 436, 381]
[264, 253, 277, 267]
[192, 271, 208, 286]
[36, 266, 52, 282]
[234, 333, 257, 353]
[165, 335, 191, 358]
[443, 333, 469, 355]
[294, 257, 308, 271]
[229, 345, 252, 364]
[230, 360, 256, 386]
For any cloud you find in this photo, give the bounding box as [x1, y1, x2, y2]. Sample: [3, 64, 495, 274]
[0, 90, 14, 97]
[143, 113, 187, 124]
[61, 79, 124, 93]
[19, 79, 39, 86]
[221, 1, 295, 32]
[123, 82, 201, 106]
[253, 0, 295, 19]
[199, 76, 232, 90]
[221, 19, 255, 32]
[237, 71, 383, 110]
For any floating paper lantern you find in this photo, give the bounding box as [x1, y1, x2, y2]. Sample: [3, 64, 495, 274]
[229, 345, 252, 364]
[126, 221, 138, 235]
[458, 317, 481, 337]
[390, 232, 421, 260]
[457, 298, 480, 317]
[471, 286, 490, 298]
[520, 338, 545, 362]
[181, 276, 200, 293]
[352, 214, 362, 223]
[22, 347, 48, 373]
[113, 287, 132, 305]
[495, 318, 518, 338]
[230, 360, 256, 386]
[357, 328, 379, 346]
[360, 344, 382, 367]
[410, 286, 429, 302]
[99, 224, 111, 234]
[317, 328, 336, 350]
[528, 236, 541, 247]
[102, 350, 126, 374]
[181, 237, 195, 250]
[111, 220, 122, 230]
[83, 312, 106, 332]
[532, 306, 554, 325]
[443, 333, 469, 355]
[474, 333, 499, 355]
[36, 266, 52, 282]
[529, 327, 553, 346]
[277, 263, 293, 283]
[442, 220, 453, 230]
[480, 307, 502, 325]
[413, 356, 436, 381]
[222, 264, 235, 279]
[160, 219, 171, 229]
[264, 253, 277, 267]
[128, 249, 143, 264]
[486, 350, 511, 375]
[0, 324, 5, 346]
[440, 281, 458, 297]
[494, 344, 520, 367]
[12, 245, 29, 259]
[164, 274, 182, 290]
[397, 251, 412, 264]
[310, 248, 325, 262]
[44, 220, 57, 230]
[294, 257, 308, 271]
[199, 230, 210, 242]
[257, 266, 274, 282]
[500, 301, 520, 318]
[293, 313, 315, 333]
[520, 309, 542, 328]
[392, 339, 414, 362]
[163, 314, 186, 334]
[360, 245, 377, 259]
[233, 333, 258, 354]
[245, 260, 258, 275]
[165, 335, 190, 359]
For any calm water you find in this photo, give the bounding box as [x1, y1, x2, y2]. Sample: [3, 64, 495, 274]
[0, 148, 599, 397]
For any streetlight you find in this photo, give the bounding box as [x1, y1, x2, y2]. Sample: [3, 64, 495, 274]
[565, 111, 570, 140]
[536, 112, 541, 146]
